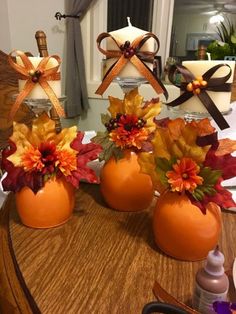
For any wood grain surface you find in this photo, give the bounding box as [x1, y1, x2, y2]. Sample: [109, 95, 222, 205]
[4, 183, 236, 314]
[0, 195, 40, 314]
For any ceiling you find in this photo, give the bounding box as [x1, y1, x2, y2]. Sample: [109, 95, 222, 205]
[174, 0, 236, 15]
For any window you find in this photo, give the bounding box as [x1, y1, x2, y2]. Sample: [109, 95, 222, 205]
[107, 0, 154, 32]
[81, 0, 174, 99]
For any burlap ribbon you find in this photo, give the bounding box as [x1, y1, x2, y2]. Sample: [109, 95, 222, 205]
[167, 64, 232, 130]
[8, 50, 65, 120]
[95, 32, 168, 99]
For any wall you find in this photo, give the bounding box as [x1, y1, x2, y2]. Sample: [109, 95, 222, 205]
[6, 0, 65, 57]
[0, 0, 11, 52]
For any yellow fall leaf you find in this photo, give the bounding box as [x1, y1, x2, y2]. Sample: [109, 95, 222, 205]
[139, 118, 215, 187]
[8, 113, 77, 168]
[107, 88, 161, 135]
[216, 138, 236, 156]
[108, 96, 124, 117]
[138, 152, 165, 193]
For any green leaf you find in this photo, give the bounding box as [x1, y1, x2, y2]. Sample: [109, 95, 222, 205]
[192, 189, 205, 201]
[44, 172, 56, 184]
[155, 157, 174, 188]
[200, 167, 221, 183]
[231, 34, 236, 44]
[101, 113, 111, 126]
[99, 145, 111, 162]
[155, 157, 176, 172]
[155, 157, 171, 172]
[192, 167, 221, 201]
[91, 131, 123, 162]
[216, 17, 235, 43]
[91, 131, 109, 145]
[112, 147, 124, 161]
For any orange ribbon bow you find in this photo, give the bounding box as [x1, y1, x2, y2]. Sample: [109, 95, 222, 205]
[95, 32, 168, 99]
[8, 50, 65, 120]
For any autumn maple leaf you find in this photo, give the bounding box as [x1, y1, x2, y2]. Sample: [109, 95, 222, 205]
[66, 132, 102, 187]
[190, 178, 236, 213]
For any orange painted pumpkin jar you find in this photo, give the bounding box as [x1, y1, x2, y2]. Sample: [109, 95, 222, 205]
[100, 150, 154, 212]
[0, 114, 101, 229]
[153, 191, 222, 261]
[15, 177, 75, 229]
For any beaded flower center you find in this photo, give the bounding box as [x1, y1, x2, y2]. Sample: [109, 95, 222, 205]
[105, 113, 148, 149]
[166, 157, 204, 193]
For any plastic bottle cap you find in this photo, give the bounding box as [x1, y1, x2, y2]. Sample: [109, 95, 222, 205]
[204, 246, 225, 276]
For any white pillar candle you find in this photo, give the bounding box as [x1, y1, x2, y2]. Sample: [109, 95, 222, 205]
[16, 56, 61, 99]
[105, 19, 155, 78]
[180, 60, 235, 113]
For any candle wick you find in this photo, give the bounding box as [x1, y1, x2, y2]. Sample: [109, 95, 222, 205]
[127, 16, 132, 27]
[206, 52, 211, 61]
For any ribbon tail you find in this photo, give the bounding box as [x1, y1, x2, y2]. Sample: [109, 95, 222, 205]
[8, 50, 34, 76]
[198, 91, 229, 130]
[9, 80, 35, 120]
[166, 92, 193, 107]
[130, 55, 168, 98]
[95, 57, 128, 95]
[39, 81, 65, 117]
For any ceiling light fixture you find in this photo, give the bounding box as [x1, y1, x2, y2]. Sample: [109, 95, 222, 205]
[209, 14, 224, 24]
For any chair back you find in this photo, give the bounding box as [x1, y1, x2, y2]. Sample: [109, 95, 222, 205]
[0, 50, 35, 151]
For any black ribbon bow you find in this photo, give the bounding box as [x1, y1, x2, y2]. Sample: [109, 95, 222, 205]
[166, 63, 232, 130]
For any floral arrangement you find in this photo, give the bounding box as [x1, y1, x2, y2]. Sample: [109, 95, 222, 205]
[138, 117, 236, 213]
[92, 88, 161, 161]
[1, 113, 102, 193]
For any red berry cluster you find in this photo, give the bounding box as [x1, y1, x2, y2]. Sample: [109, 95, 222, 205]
[29, 69, 43, 83]
[105, 113, 146, 132]
[186, 76, 207, 95]
[105, 113, 122, 132]
[120, 41, 135, 58]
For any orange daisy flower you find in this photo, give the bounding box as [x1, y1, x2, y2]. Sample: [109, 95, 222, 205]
[21, 142, 59, 175]
[166, 157, 203, 193]
[21, 146, 44, 172]
[109, 114, 149, 149]
[56, 150, 77, 176]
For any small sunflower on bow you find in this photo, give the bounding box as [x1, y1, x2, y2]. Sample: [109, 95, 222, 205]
[92, 88, 161, 161]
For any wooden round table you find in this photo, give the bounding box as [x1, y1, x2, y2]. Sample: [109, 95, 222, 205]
[0, 183, 235, 313]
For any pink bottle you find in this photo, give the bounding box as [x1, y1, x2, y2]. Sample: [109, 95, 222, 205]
[192, 246, 229, 314]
